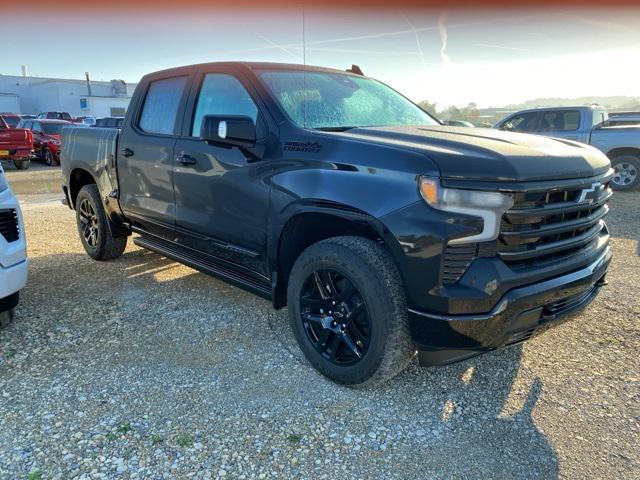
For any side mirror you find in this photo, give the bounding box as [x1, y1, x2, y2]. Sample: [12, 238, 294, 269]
[201, 115, 256, 149]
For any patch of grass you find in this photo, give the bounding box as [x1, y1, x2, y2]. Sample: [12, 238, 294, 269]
[596, 336, 621, 346]
[288, 433, 302, 443]
[116, 422, 132, 434]
[176, 433, 193, 448]
[151, 434, 164, 445]
[106, 432, 118, 441]
[27, 470, 42, 480]
[3, 349, 16, 359]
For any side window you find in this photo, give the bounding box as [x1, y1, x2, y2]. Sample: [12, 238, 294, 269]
[32, 122, 42, 133]
[191, 73, 258, 137]
[502, 112, 538, 132]
[138, 76, 188, 135]
[540, 110, 580, 131]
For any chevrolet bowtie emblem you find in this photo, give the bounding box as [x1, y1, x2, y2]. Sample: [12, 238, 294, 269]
[577, 182, 605, 204]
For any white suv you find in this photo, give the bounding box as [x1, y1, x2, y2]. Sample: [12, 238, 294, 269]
[0, 164, 28, 327]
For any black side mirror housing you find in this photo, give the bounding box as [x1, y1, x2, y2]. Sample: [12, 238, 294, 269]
[201, 114, 257, 147]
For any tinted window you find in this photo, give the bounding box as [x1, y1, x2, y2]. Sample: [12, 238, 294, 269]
[32, 122, 42, 133]
[539, 110, 580, 131]
[42, 123, 67, 135]
[191, 74, 258, 137]
[139, 76, 188, 134]
[22, 121, 32, 130]
[501, 112, 538, 132]
[3, 116, 20, 127]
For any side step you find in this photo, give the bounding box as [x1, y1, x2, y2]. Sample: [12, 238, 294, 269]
[133, 235, 272, 300]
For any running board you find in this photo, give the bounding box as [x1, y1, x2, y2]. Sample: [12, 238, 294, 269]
[133, 235, 272, 300]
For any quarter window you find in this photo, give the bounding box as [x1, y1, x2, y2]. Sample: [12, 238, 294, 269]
[191, 73, 258, 137]
[501, 112, 538, 132]
[139, 76, 188, 135]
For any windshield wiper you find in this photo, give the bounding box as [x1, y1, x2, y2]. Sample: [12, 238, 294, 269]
[313, 126, 359, 132]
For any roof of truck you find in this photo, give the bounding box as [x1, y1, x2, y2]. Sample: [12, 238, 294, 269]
[146, 61, 364, 78]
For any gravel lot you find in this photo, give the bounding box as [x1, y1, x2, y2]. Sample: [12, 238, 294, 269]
[0, 187, 638, 479]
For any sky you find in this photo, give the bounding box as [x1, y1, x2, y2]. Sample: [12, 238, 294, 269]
[1, 7, 640, 108]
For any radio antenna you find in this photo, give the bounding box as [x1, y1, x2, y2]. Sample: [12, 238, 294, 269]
[302, 5, 307, 128]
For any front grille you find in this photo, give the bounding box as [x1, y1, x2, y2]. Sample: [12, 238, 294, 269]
[498, 183, 612, 270]
[0, 209, 19, 242]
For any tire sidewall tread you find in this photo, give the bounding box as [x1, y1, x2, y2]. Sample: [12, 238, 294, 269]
[287, 236, 415, 387]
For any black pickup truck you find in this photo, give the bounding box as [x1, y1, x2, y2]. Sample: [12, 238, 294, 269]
[61, 62, 612, 386]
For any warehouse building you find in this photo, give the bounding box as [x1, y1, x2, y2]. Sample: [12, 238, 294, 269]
[0, 70, 137, 117]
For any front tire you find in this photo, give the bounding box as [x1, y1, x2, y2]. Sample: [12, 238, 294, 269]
[287, 236, 415, 387]
[75, 184, 127, 260]
[13, 159, 30, 170]
[44, 149, 55, 166]
[610, 155, 639, 191]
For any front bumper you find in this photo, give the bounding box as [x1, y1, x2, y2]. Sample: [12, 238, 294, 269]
[410, 248, 611, 366]
[0, 260, 28, 308]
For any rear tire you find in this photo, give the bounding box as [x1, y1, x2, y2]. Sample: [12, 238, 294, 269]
[75, 184, 127, 260]
[13, 159, 30, 170]
[610, 155, 639, 191]
[287, 236, 415, 387]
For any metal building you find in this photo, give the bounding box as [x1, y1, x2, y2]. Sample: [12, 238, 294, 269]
[0, 72, 137, 117]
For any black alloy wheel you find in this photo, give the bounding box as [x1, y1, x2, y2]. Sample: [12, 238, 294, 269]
[78, 197, 99, 248]
[299, 269, 370, 365]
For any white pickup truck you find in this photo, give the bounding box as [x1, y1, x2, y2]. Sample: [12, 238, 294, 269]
[0, 165, 28, 327]
[495, 105, 640, 190]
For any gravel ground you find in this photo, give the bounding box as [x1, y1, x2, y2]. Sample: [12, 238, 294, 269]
[0, 191, 638, 479]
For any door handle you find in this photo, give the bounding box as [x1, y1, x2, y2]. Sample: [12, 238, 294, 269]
[176, 153, 197, 166]
[121, 147, 134, 157]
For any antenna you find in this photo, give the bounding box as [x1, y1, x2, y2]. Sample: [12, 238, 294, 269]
[302, 6, 307, 129]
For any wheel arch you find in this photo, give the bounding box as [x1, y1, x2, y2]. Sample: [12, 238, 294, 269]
[272, 205, 407, 309]
[69, 167, 97, 209]
[605, 146, 640, 161]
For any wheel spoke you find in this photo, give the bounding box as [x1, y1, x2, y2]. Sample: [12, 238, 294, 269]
[313, 271, 331, 300]
[315, 328, 331, 353]
[318, 270, 338, 297]
[347, 319, 367, 342]
[301, 311, 324, 325]
[341, 332, 362, 358]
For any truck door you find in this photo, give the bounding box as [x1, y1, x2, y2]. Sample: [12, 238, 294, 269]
[117, 74, 190, 240]
[538, 110, 585, 143]
[172, 69, 272, 278]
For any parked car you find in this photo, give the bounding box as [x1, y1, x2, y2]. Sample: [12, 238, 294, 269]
[62, 62, 612, 386]
[92, 117, 124, 128]
[37, 111, 73, 121]
[444, 119, 474, 127]
[0, 114, 22, 129]
[0, 116, 34, 170]
[17, 119, 70, 166]
[495, 106, 640, 190]
[0, 163, 28, 327]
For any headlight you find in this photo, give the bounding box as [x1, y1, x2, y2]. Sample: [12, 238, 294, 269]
[419, 177, 514, 245]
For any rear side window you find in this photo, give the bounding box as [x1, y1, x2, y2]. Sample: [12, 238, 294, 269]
[191, 73, 258, 137]
[540, 110, 580, 131]
[139, 76, 188, 135]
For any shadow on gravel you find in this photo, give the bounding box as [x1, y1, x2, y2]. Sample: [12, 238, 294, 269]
[14, 248, 559, 478]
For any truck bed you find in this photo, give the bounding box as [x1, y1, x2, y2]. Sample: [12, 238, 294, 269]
[61, 126, 120, 205]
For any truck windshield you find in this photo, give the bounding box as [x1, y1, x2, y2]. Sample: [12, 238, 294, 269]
[42, 123, 67, 135]
[258, 70, 438, 130]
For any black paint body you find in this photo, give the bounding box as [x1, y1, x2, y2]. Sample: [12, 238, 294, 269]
[61, 62, 612, 366]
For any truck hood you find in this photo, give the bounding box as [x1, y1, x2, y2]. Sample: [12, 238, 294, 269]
[338, 125, 611, 181]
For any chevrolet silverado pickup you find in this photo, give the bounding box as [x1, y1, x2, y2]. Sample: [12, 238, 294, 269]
[495, 105, 640, 190]
[61, 62, 612, 386]
[0, 116, 34, 170]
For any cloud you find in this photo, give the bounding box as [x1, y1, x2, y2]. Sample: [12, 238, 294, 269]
[438, 12, 451, 64]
